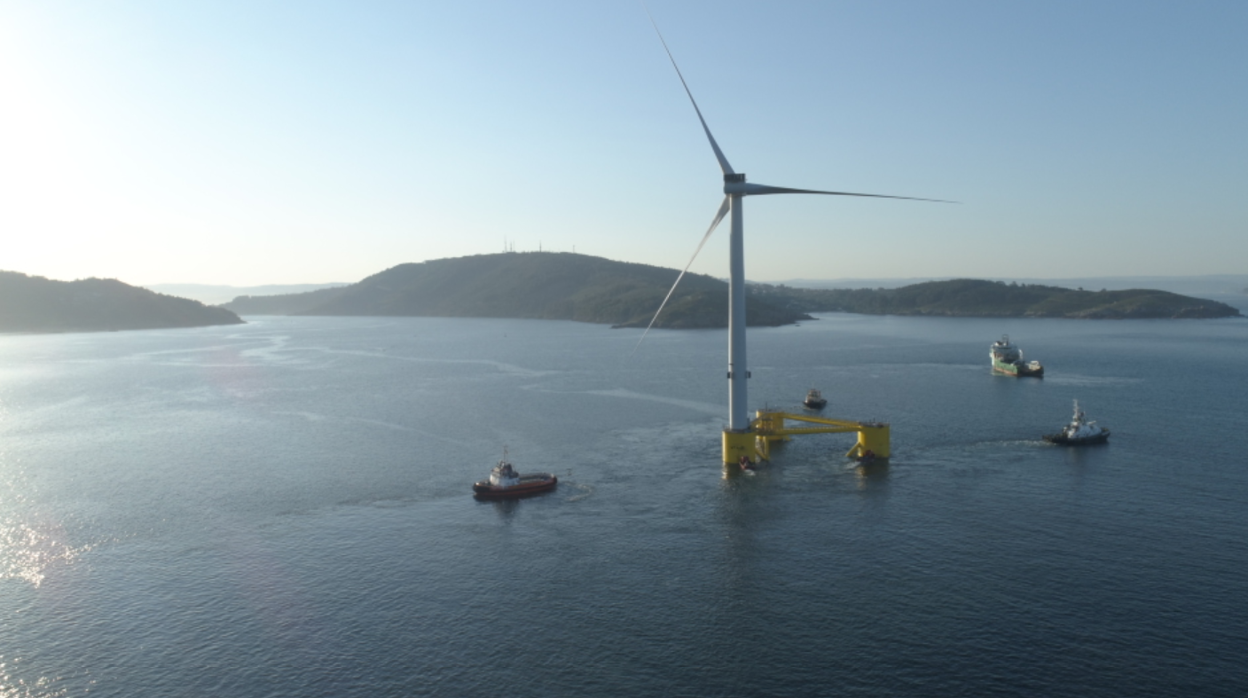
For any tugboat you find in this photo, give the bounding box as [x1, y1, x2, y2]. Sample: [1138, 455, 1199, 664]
[472, 449, 558, 499]
[990, 334, 1044, 377]
[803, 388, 827, 410]
[1044, 400, 1110, 445]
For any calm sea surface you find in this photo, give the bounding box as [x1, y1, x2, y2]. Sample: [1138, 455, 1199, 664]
[2, 309, 1247, 697]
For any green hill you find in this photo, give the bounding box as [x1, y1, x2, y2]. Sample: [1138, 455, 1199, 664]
[219, 256, 1240, 325]
[222, 252, 809, 328]
[751, 278, 1241, 319]
[1, 271, 244, 333]
[223, 286, 350, 315]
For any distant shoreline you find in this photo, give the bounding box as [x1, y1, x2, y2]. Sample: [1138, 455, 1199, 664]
[1, 271, 243, 334]
[5, 256, 1238, 336]
[218, 253, 1242, 324]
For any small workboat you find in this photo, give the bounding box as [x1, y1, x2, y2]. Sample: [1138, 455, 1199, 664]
[803, 388, 827, 410]
[472, 450, 558, 499]
[1043, 400, 1110, 445]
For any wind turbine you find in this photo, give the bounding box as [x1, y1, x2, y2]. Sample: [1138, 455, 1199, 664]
[641, 14, 951, 465]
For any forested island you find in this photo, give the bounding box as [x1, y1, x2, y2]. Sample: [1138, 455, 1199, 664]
[0, 271, 244, 333]
[752, 278, 1241, 319]
[224, 253, 806, 328]
[220, 252, 1241, 324]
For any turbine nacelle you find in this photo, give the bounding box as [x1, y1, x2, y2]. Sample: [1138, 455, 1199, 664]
[722, 173, 749, 195]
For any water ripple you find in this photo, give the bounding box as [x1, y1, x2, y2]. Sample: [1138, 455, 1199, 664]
[0, 656, 71, 698]
[0, 518, 92, 588]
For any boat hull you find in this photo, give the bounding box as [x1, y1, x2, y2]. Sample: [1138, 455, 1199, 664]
[992, 358, 1044, 377]
[472, 474, 558, 499]
[803, 399, 827, 409]
[1043, 429, 1110, 446]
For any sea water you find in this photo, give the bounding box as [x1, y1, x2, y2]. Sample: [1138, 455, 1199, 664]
[2, 309, 1247, 697]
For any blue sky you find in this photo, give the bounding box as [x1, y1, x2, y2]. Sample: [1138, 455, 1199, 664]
[2, 1, 1244, 286]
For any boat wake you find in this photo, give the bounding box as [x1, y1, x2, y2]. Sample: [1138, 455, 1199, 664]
[1044, 374, 1144, 387]
[583, 388, 722, 416]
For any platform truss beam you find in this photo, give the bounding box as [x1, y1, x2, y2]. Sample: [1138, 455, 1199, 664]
[747, 411, 891, 462]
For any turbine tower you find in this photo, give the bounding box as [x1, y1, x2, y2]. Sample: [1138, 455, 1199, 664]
[641, 15, 949, 466]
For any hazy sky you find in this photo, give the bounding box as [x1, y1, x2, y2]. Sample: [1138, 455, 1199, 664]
[2, 1, 1245, 286]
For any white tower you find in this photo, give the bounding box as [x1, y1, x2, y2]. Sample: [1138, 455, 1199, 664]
[640, 13, 949, 464]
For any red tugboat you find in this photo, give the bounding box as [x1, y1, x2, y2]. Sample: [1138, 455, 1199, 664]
[472, 450, 558, 499]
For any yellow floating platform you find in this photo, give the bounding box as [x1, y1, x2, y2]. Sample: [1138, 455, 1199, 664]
[722, 410, 889, 466]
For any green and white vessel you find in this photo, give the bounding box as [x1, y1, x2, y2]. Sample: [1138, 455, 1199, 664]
[990, 334, 1044, 377]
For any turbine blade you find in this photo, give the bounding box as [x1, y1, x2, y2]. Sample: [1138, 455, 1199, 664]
[633, 196, 732, 355]
[643, 5, 734, 176]
[745, 183, 956, 203]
